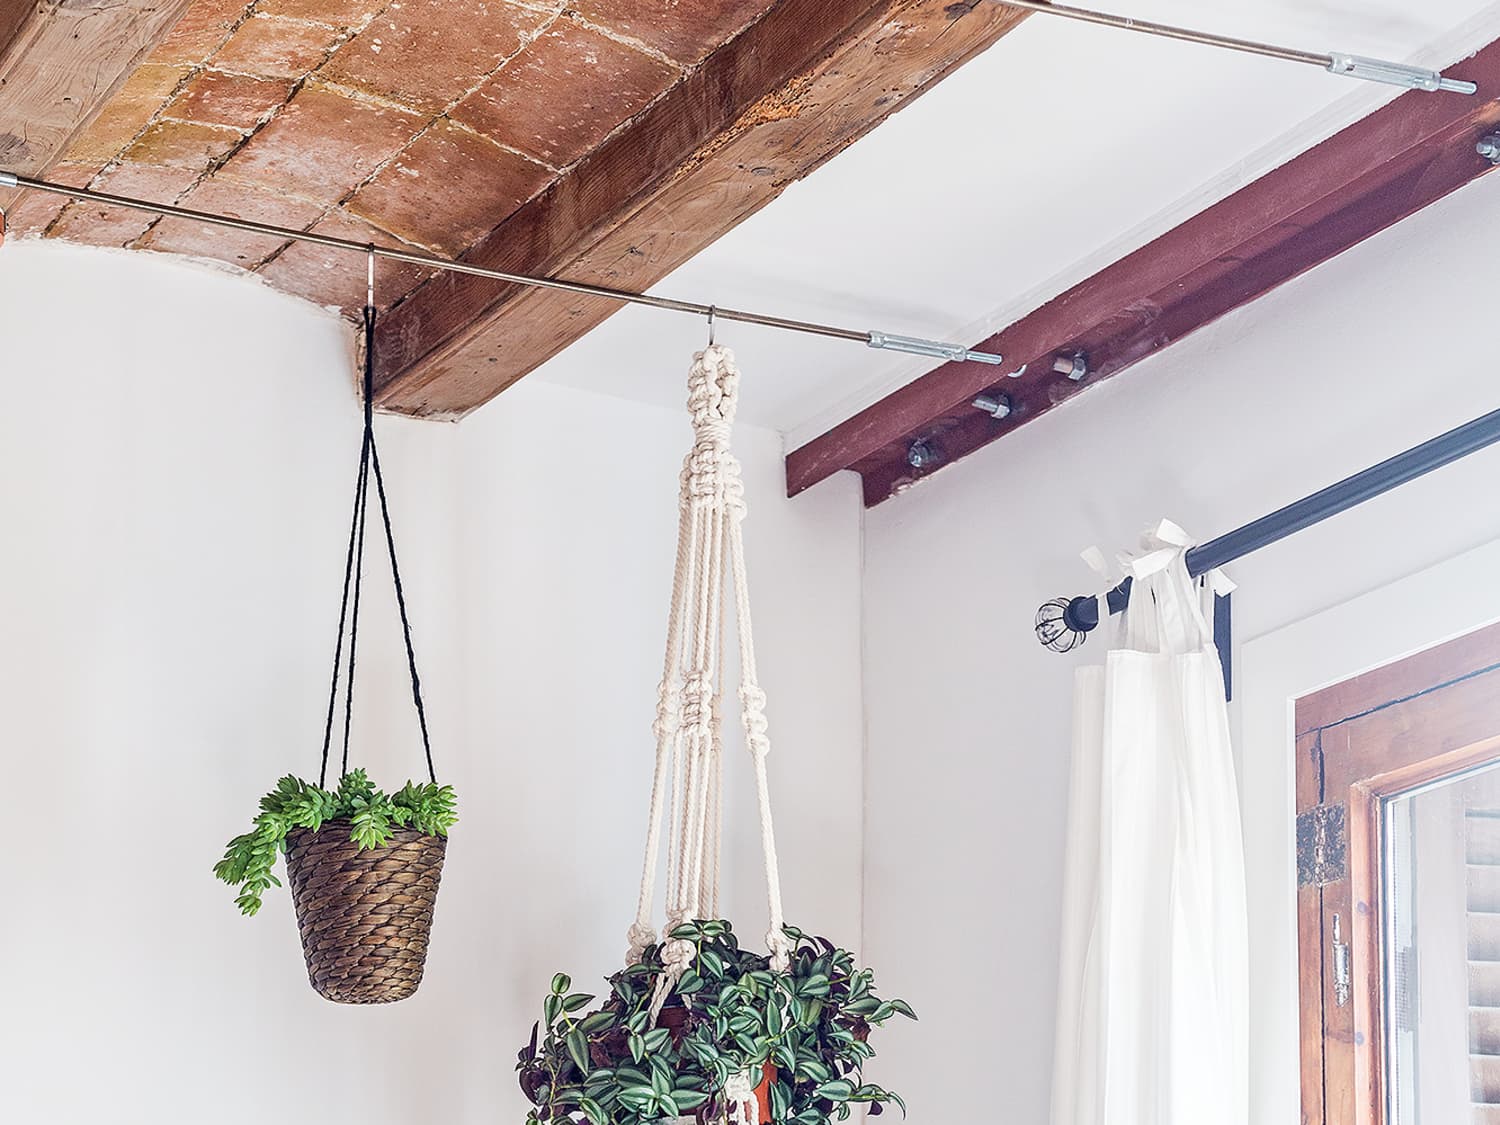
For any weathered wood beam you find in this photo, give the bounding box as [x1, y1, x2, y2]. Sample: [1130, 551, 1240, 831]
[370, 0, 1028, 417]
[785, 36, 1500, 506]
[0, 0, 193, 176]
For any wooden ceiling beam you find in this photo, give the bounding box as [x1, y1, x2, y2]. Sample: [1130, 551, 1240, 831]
[370, 0, 1028, 417]
[785, 36, 1500, 507]
[0, 0, 192, 179]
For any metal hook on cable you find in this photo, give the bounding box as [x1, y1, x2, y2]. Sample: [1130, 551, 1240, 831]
[366, 244, 376, 310]
[706, 305, 716, 348]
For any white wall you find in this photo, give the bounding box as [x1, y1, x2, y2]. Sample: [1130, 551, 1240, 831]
[18, 136, 1500, 1125]
[859, 168, 1500, 1121]
[0, 241, 863, 1124]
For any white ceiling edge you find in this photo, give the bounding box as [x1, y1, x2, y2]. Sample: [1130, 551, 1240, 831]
[781, 2, 1500, 450]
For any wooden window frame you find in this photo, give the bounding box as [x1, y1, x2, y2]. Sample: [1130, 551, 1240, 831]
[1295, 621, 1500, 1124]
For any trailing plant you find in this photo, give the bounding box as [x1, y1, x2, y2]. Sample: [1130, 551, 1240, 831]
[213, 769, 458, 915]
[518, 921, 914, 1125]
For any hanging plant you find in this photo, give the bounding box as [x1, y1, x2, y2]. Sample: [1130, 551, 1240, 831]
[516, 346, 914, 1123]
[215, 770, 456, 915]
[212, 278, 457, 1005]
[518, 921, 913, 1125]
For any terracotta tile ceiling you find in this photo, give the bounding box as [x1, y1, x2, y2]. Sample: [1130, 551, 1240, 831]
[12, 0, 776, 316]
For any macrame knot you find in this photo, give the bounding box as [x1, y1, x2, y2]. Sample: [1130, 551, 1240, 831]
[692, 421, 733, 453]
[687, 346, 740, 432]
[722, 1068, 759, 1125]
[661, 937, 695, 970]
[681, 671, 714, 735]
[765, 928, 792, 973]
[651, 681, 680, 741]
[722, 467, 746, 519]
[686, 449, 727, 507]
[626, 921, 658, 964]
[648, 935, 698, 1022]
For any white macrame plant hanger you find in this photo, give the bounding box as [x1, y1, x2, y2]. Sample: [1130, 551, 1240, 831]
[624, 345, 789, 1125]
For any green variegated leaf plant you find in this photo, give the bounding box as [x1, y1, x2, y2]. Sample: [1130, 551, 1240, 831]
[213, 769, 458, 914]
[518, 921, 914, 1125]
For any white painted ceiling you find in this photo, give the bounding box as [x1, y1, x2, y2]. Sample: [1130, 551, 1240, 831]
[531, 0, 1500, 447]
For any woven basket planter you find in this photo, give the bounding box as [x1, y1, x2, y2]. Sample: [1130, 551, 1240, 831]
[284, 820, 447, 1004]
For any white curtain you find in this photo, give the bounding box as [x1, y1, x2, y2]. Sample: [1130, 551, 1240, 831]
[1050, 521, 1249, 1125]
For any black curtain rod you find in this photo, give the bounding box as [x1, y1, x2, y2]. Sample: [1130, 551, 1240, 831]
[1037, 403, 1500, 650]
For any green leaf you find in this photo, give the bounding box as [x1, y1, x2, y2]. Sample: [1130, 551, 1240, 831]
[643, 1027, 671, 1052]
[676, 970, 703, 995]
[770, 1079, 790, 1121]
[629, 1032, 644, 1065]
[799, 973, 831, 999]
[577, 1097, 606, 1123]
[551, 973, 572, 996]
[563, 991, 594, 1012]
[567, 1029, 591, 1075]
[816, 1080, 854, 1102]
[579, 1011, 616, 1034]
[765, 1002, 783, 1037]
[797, 1059, 831, 1083]
[672, 1091, 709, 1111]
[618, 1086, 656, 1110]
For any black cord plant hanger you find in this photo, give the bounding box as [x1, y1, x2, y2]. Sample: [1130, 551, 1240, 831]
[320, 255, 435, 793]
[212, 251, 459, 1005]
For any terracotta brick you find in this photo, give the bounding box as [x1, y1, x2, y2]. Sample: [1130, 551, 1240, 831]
[321, 0, 549, 115]
[165, 70, 295, 132]
[47, 203, 157, 247]
[210, 13, 344, 78]
[135, 175, 327, 267]
[121, 118, 243, 171]
[43, 161, 194, 248]
[1, 162, 95, 239]
[451, 19, 677, 167]
[64, 64, 192, 164]
[221, 81, 421, 200]
[94, 161, 205, 204]
[257, 209, 437, 317]
[257, 0, 385, 27]
[346, 119, 549, 253]
[151, 0, 255, 66]
[576, 0, 773, 63]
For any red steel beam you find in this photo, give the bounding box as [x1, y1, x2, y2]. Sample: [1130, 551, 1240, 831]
[785, 36, 1500, 507]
